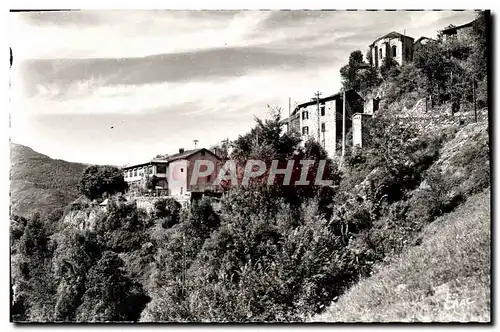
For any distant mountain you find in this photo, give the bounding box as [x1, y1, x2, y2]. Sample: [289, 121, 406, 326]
[10, 143, 88, 218]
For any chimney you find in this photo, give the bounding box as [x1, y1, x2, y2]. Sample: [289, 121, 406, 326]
[179, 148, 184, 154]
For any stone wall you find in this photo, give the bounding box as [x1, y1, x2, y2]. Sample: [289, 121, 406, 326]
[132, 196, 191, 214]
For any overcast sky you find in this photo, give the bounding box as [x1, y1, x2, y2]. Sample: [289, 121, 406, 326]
[9, 10, 477, 166]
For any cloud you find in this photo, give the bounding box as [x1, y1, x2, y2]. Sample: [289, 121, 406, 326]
[12, 65, 336, 117]
[17, 46, 331, 97]
[10, 10, 272, 59]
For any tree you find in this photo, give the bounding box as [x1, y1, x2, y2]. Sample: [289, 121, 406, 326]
[340, 50, 366, 90]
[413, 41, 450, 105]
[358, 66, 380, 92]
[13, 213, 58, 321]
[471, 11, 488, 81]
[210, 139, 231, 161]
[383, 63, 427, 104]
[76, 251, 149, 322]
[379, 57, 400, 80]
[145, 175, 158, 190]
[52, 229, 100, 321]
[79, 165, 128, 201]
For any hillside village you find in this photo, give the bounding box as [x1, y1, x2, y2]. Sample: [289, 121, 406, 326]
[119, 16, 486, 207]
[10, 11, 490, 324]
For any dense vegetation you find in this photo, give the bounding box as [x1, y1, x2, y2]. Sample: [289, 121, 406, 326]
[313, 189, 490, 322]
[79, 165, 128, 200]
[10, 11, 489, 322]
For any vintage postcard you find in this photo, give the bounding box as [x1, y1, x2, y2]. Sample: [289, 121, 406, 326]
[8, 9, 491, 323]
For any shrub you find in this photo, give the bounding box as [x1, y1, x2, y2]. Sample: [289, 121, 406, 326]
[380, 57, 400, 80]
[78, 165, 128, 201]
[161, 196, 360, 322]
[75, 251, 150, 322]
[153, 197, 182, 227]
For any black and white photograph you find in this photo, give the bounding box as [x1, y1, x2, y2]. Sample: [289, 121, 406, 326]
[8, 8, 491, 323]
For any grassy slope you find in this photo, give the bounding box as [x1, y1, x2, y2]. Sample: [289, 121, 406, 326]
[10, 143, 88, 217]
[311, 188, 490, 322]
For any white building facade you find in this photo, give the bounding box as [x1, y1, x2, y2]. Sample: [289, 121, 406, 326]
[370, 31, 414, 68]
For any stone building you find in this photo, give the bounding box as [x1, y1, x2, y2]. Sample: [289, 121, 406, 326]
[441, 20, 475, 41]
[369, 31, 415, 68]
[281, 89, 364, 158]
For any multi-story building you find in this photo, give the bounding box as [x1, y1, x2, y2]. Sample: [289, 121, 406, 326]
[122, 148, 222, 199]
[369, 31, 415, 68]
[281, 89, 365, 158]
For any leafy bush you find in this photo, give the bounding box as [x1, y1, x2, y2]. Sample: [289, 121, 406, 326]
[153, 197, 182, 227]
[78, 165, 128, 201]
[380, 57, 400, 80]
[75, 251, 149, 322]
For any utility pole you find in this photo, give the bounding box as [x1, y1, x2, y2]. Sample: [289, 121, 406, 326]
[341, 90, 346, 160]
[450, 71, 454, 115]
[313, 91, 322, 142]
[288, 97, 291, 133]
[403, 29, 405, 62]
[473, 77, 477, 123]
[182, 234, 186, 297]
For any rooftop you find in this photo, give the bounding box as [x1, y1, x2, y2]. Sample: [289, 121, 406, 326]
[291, 89, 364, 115]
[371, 31, 414, 45]
[414, 36, 436, 44]
[122, 148, 220, 170]
[441, 20, 475, 35]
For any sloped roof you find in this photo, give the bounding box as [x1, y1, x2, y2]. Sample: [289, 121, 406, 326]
[122, 148, 220, 170]
[442, 20, 475, 34]
[291, 89, 364, 115]
[165, 149, 203, 162]
[414, 36, 436, 45]
[371, 31, 414, 45]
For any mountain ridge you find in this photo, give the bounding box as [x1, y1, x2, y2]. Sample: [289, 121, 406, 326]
[10, 142, 88, 217]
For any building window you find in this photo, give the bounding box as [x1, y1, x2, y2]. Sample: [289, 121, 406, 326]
[379, 48, 383, 59]
[302, 126, 309, 135]
[128, 170, 132, 178]
[392, 45, 397, 57]
[133, 168, 137, 177]
[181, 168, 184, 173]
[180, 187, 183, 195]
[157, 165, 166, 173]
[320, 105, 325, 116]
[321, 123, 326, 132]
[302, 111, 308, 120]
[124, 172, 127, 178]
